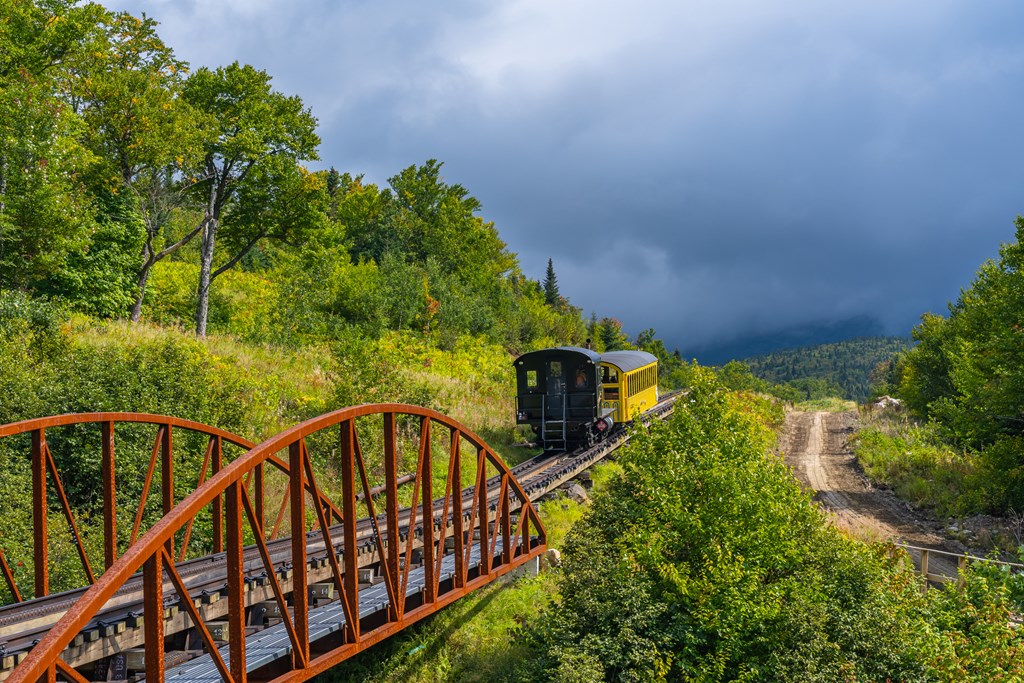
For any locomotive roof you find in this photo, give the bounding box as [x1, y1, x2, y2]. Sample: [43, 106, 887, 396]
[513, 346, 601, 365]
[600, 350, 658, 373]
[513, 347, 656, 372]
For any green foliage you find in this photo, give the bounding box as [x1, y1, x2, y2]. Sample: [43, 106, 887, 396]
[534, 369, 1024, 681]
[37, 189, 146, 317]
[0, 290, 69, 422]
[742, 336, 909, 402]
[852, 412, 984, 516]
[543, 258, 560, 307]
[0, 0, 107, 81]
[0, 69, 98, 290]
[714, 360, 804, 402]
[71, 10, 204, 186]
[594, 317, 630, 352]
[893, 217, 1024, 511]
[223, 160, 331, 274]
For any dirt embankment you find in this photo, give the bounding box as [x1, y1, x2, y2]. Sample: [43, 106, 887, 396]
[780, 411, 965, 578]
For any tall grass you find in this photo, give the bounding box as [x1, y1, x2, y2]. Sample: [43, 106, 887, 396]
[795, 396, 857, 412]
[852, 409, 982, 517]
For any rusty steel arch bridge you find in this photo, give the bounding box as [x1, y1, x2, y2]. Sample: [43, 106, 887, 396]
[0, 395, 677, 683]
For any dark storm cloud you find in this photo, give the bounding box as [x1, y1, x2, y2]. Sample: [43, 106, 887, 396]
[105, 0, 1024, 355]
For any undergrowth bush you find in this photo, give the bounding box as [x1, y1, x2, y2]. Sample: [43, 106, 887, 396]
[532, 369, 1024, 681]
[853, 410, 994, 516]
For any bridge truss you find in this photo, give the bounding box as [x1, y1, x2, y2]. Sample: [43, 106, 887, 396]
[0, 405, 546, 683]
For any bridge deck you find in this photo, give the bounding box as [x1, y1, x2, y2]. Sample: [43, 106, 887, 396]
[164, 541, 505, 682]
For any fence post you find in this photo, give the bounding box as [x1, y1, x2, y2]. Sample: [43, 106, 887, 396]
[920, 549, 929, 592]
[958, 555, 967, 592]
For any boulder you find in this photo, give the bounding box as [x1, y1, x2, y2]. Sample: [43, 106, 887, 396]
[561, 482, 589, 504]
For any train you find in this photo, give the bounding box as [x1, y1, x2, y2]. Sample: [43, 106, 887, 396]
[514, 346, 658, 450]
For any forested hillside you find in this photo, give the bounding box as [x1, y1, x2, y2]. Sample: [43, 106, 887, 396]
[742, 336, 909, 402]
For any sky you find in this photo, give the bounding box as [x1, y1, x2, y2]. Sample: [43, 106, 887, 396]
[102, 0, 1024, 360]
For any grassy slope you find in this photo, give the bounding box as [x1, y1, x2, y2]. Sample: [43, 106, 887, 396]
[851, 409, 986, 518]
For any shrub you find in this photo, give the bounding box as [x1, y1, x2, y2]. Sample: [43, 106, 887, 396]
[536, 369, 1024, 681]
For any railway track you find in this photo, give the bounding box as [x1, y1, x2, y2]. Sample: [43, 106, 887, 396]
[0, 391, 681, 677]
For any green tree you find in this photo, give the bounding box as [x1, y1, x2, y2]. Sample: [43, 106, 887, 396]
[36, 189, 146, 317]
[217, 159, 330, 283]
[0, 0, 106, 81]
[543, 258, 560, 307]
[182, 61, 320, 336]
[0, 73, 97, 290]
[598, 316, 629, 351]
[890, 216, 1024, 509]
[69, 11, 211, 320]
[0, 0, 106, 292]
[64, 10, 211, 319]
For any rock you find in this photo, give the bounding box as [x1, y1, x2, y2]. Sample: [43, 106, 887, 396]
[545, 548, 562, 568]
[561, 482, 589, 504]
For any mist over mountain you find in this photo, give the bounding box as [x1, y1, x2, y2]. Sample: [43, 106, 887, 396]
[683, 315, 887, 366]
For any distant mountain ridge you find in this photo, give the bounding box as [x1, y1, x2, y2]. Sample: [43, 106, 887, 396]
[685, 315, 886, 365]
[741, 336, 909, 402]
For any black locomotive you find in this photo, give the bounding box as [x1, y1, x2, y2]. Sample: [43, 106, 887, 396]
[514, 346, 658, 450]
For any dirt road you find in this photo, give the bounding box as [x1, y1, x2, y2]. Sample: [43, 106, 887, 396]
[781, 411, 964, 579]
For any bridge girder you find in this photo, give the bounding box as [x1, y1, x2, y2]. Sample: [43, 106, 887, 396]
[0, 405, 547, 683]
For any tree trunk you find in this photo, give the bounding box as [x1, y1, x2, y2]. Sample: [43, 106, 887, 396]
[0, 154, 6, 269]
[130, 193, 205, 323]
[195, 215, 217, 337]
[0, 153, 7, 216]
[129, 261, 152, 323]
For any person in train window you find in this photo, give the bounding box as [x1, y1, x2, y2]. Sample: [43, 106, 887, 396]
[575, 368, 588, 389]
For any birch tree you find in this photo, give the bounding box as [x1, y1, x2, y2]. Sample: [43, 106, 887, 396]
[181, 61, 319, 336]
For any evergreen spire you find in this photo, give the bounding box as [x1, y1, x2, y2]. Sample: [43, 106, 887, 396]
[543, 258, 560, 307]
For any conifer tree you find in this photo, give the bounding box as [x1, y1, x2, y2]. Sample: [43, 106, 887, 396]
[543, 258, 560, 307]
[325, 166, 341, 198]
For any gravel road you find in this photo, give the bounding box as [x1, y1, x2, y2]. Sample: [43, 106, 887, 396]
[780, 410, 965, 580]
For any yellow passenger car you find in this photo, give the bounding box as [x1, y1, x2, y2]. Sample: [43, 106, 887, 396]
[599, 350, 659, 422]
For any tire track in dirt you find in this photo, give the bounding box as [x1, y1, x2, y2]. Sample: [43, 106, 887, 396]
[781, 410, 964, 580]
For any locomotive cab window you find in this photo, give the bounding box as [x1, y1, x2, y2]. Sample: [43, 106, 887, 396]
[547, 361, 564, 393]
[526, 370, 537, 388]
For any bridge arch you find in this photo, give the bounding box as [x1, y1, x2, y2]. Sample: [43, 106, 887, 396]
[0, 413, 264, 601]
[7, 404, 546, 683]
